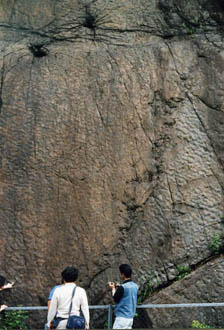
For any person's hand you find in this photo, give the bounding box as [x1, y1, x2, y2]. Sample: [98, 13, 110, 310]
[115, 282, 120, 287]
[108, 281, 115, 289]
[85, 322, 89, 329]
[0, 304, 8, 312]
[3, 282, 15, 290]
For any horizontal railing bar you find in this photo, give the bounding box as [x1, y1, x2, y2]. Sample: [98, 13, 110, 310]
[6, 307, 47, 311]
[137, 303, 224, 308]
[5, 302, 224, 311]
[6, 305, 112, 311]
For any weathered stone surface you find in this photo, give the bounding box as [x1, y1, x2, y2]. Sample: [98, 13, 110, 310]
[0, 0, 224, 328]
[147, 257, 224, 328]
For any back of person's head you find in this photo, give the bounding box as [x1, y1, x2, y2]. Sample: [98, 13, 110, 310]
[0, 275, 6, 288]
[61, 266, 78, 283]
[119, 264, 132, 278]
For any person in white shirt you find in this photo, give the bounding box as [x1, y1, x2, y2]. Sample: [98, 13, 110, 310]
[47, 266, 90, 329]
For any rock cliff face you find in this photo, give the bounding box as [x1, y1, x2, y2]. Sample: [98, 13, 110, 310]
[0, 0, 224, 328]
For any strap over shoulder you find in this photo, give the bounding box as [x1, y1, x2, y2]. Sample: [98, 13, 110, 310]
[68, 285, 77, 316]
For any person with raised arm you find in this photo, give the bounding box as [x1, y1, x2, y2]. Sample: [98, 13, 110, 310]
[108, 264, 139, 329]
[0, 275, 15, 312]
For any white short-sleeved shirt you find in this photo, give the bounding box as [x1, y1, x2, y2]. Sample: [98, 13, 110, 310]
[47, 282, 89, 326]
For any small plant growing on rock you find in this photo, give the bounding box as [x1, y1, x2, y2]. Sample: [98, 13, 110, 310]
[209, 232, 224, 255]
[137, 270, 158, 304]
[192, 319, 212, 329]
[177, 265, 191, 280]
[220, 216, 224, 224]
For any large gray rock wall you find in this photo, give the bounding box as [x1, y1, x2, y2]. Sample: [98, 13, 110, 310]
[0, 0, 224, 327]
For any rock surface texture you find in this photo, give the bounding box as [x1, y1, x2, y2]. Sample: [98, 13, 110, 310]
[0, 0, 224, 328]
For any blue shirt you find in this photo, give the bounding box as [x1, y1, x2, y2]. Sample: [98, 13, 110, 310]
[114, 281, 138, 319]
[48, 285, 62, 300]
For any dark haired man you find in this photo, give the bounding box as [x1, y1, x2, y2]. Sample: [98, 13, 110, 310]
[109, 264, 138, 329]
[0, 275, 15, 312]
[47, 266, 89, 329]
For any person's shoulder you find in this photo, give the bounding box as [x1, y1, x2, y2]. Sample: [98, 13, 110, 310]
[126, 280, 138, 288]
[132, 281, 139, 289]
[52, 285, 62, 291]
[76, 286, 86, 294]
[48, 285, 62, 299]
[54, 284, 67, 296]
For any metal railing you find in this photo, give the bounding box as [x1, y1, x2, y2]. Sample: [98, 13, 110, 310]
[5, 302, 224, 329]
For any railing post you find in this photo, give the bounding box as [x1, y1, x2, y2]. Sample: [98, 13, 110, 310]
[108, 304, 113, 330]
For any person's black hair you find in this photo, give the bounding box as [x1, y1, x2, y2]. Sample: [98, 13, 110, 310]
[0, 275, 6, 288]
[61, 266, 78, 282]
[119, 264, 132, 278]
